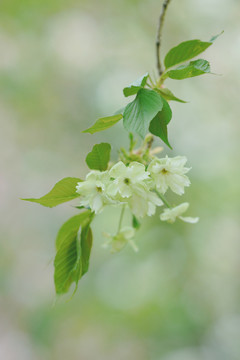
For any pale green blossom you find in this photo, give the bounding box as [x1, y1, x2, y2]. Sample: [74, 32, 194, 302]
[107, 161, 163, 217]
[103, 226, 138, 253]
[160, 202, 199, 224]
[148, 156, 191, 195]
[108, 161, 150, 198]
[128, 186, 163, 218]
[76, 170, 115, 214]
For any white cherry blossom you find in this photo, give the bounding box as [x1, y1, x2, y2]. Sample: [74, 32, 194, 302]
[148, 156, 191, 195]
[160, 202, 199, 224]
[76, 170, 114, 214]
[108, 161, 150, 198]
[128, 186, 163, 218]
[107, 161, 163, 217]
[103, 226, 137, 253]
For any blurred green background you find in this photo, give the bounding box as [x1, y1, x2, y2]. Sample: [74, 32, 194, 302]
[1, 0, 240, 359]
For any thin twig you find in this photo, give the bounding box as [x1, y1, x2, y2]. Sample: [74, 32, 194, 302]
[156, 0, 171, 76]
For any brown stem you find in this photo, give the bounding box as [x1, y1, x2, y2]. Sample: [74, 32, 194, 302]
[156, 0, 172, 76]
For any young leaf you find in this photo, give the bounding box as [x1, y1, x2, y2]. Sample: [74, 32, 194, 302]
[54, 230, 79, 294]
[149, 114, 172, 149]
[80, 226, 93, 276]
[123, 73, 149, 97]
[82, 114, 123, 134]
[56, 211, 92, 250]
[164, 39, 212, 69]
[166, 59, 210, 80]
[154, 87, 186, 103]
[70, 224, 93, 294]
[123, 89, 163, 138]
[209, 31, 224, 42]
[22, 177, 81, 207]
[114, 107, 125, 115]
[132, 215, 141, 229]
[85, 143, 111, 171]
[149, 97, 172, 149]
[54, 212, 93, 294]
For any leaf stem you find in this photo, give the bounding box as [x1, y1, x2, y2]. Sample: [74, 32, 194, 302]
[146, 82, 152, 88]
[129, 132, 136, 152]
[148, 74, 155, 87]
[117, 205, 126, 233]
[156, 0, 172, 76]
[155, 189, 171, 208]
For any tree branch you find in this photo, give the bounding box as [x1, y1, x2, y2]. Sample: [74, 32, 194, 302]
[156, 0, 171, 76]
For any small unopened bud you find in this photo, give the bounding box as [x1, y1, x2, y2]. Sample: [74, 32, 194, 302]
[150, 146, 164, 155]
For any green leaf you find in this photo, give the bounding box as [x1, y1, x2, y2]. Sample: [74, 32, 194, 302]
[114, 107, 125, 115]
[149, 114, 172, 149]
[123, 73, 149, 97]
[80, 226, 93, 276]
[132, 215, 141, 229]
[22, 177, 81, 207]
[82, 114, 123, 134]
[54, 212, 93, 294]
[149, 97, 172, 149]
[85, 143, 111, 171]
[166, 59, 211, 80]
[154, 87, 187, 103]
[123, 89, 163, 138]
[152, 96, 172, 125]
[209, 31, 224, 42]
[56, 211, 92, 250]
[164, 39, 212, 69]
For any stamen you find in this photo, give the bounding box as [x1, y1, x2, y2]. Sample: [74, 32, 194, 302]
[124, 178, 130, 185]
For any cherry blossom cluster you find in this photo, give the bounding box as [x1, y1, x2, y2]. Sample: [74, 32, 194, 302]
[76, 155, 198, 252]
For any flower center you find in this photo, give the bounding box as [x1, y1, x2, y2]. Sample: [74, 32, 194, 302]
[161, 168, 168, 174]
[96, 186, 103, 193]
[124, 178, 130, 185]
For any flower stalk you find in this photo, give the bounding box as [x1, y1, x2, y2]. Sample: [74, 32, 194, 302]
[117, 205, 126, 234]
[155, 190, 171, 208]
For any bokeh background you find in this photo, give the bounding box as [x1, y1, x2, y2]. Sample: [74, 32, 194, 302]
[1, 0, 240, 359]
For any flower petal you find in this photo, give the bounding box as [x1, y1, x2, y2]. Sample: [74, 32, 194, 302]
[179, 216, 199, 224]
[128, 162, 150, 182]
[92, 194, 104, 213]
[160, 202, 189, 223]
[109, 161, 126, 178]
